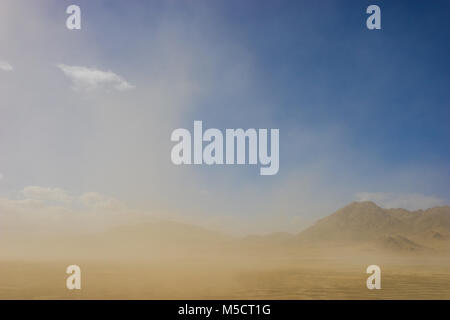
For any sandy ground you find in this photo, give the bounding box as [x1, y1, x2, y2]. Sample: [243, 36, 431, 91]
[1, 255, 449, 299]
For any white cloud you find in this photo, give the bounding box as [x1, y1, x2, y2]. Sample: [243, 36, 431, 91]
[354, 192, 446, 211]
[57, 64, 134, 91]
[23, 186, 73, 203]
[0, 187, 135, 235]
[79, 192, 125, 211]
[0, 60, 13, 71]
[0, 173, 3, 180]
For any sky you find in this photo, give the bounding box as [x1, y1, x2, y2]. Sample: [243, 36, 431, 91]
[0, 0, 449, 235]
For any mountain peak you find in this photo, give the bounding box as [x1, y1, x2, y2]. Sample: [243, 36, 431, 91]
[297, 201, 450, 251]
[345, 201, 381, 209]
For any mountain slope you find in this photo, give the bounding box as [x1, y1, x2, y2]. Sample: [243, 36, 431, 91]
[296, 201, 450, 251]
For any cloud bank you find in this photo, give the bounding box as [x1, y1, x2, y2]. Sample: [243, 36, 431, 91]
[22, 186, 73, 204]
[0, 186, 133, 235]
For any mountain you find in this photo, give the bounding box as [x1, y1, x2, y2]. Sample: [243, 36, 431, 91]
[296, 201, 450, 251]
[98, 220, 232, 252]
[380, 235, 423, 251]
[2, 201, 449, 260]
[0, 220, 232, 260]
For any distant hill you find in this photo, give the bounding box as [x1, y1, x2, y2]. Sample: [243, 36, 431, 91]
[296, 201, 450, 251]
[100, 220, 231, 249]
[1, 201, 449, 259]
[0, 220, 232, 260]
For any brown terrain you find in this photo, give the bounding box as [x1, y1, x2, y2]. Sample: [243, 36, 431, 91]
[1, 201, 449, 299]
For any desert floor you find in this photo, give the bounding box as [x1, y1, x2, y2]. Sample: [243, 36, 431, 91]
[1, 255, 449, 299]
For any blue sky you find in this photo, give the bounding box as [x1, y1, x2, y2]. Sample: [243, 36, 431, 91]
[0, 0, 449, 234]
